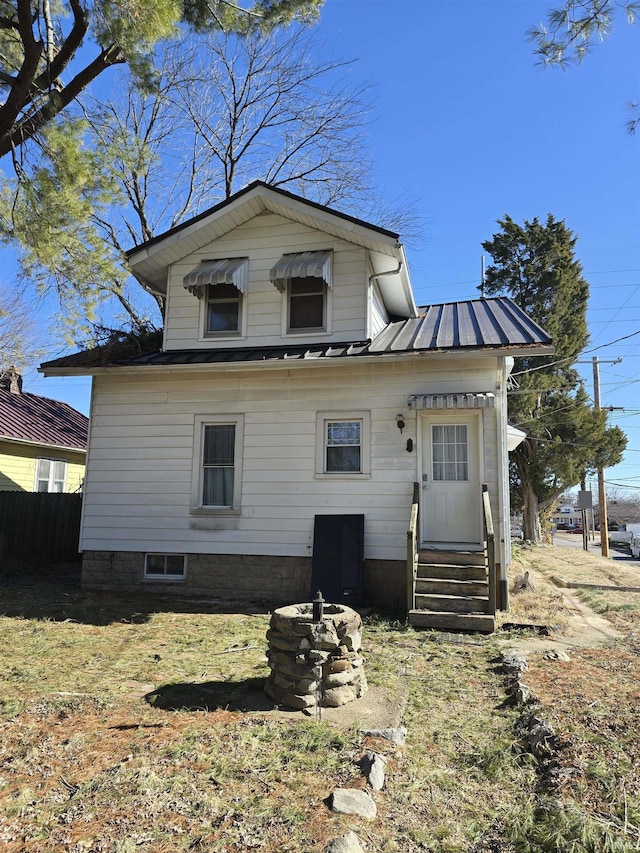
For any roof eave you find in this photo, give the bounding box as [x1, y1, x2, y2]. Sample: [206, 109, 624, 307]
[0, 434, 87, 454]
[39, 342, 554, 377]
[126, 183, 404, 293]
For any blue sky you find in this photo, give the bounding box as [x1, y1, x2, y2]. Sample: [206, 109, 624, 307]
[16, 0, 640, 496]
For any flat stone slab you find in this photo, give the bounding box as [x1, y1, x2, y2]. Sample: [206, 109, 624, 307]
[329, 788, 377, 820]
[361, 726, 407, 746]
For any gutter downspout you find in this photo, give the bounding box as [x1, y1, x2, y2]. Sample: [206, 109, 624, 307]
[368, 260, 403, 286]
[496, 356, 511, 611]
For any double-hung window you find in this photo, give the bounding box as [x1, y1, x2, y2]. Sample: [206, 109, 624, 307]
[316, 412, 371, 478]
[270, 250, 332, 335]
[35, 458, 66, 492]
[182, 258, 248, 339]
[206, 282, 242, 335]
[288, 277, 326, 331]
[191, 416, 244, 512]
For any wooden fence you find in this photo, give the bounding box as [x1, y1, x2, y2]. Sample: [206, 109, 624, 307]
[0, 492, 82, 567]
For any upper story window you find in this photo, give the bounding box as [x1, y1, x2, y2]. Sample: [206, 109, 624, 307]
[270, 250, 332, 335]
[35, 458, 66, 492]
[206, 282, 241, 334]
[183, 258, 248, 338]
[288, 277, 325, 330]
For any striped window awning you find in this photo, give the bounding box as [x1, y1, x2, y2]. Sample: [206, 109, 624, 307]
[410, 393, 496, 409]
[183, 258, 248, 297]
[270, 250, 332, 292]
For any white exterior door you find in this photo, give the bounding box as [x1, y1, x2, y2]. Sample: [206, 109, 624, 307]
[420, 413, 482, 545]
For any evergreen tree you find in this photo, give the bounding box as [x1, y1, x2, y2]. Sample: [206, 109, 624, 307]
[0, 0, 324, 158]
[482, 214, 627, 541]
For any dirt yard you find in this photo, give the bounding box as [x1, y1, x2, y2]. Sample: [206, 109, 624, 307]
[0, 546, 638, 852]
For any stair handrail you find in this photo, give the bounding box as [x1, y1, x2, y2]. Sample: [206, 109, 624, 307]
[482, 484, 497, 615]
[406, 481, 420, 613]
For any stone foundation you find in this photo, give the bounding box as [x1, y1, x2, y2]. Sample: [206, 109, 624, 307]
[81, 550, 404, 608]
[265, 603, 367, 709]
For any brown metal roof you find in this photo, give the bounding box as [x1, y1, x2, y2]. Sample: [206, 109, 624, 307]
[0, 386, 88, 451]
[40, 297, 552, 373]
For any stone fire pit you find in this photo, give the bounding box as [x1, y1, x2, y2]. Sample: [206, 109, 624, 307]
[265, 602, 367, 710]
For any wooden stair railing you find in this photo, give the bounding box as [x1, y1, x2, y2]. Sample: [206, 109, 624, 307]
[406, 481, 420, 612]
[482, 484, 497, 615]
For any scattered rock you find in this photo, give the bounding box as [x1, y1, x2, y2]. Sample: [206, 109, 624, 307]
[513, 571, 535, 593]
[502, 650, 528, 675]
[361, 726, 406, 746]
[329, 788, 377, 820]
[358, 751, 386, 790]
[544, 649, 571, 662]
[323, 831, 365, 852]
[527, 716, 557, 759]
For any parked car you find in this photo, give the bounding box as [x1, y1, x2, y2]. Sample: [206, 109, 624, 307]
[570, 526, 584, 534]
[556, 522, 576, 531]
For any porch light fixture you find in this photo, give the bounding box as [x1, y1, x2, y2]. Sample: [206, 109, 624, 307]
[396, 413, 405, 433]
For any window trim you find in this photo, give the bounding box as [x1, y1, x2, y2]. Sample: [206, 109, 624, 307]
[34, 457, 67, 492]
[315, 411, 371, 479]
[190, 414, 244, 514]
[144, 553, 187, 581]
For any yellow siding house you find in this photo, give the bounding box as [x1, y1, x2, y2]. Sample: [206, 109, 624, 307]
[0, 368, 87, 492]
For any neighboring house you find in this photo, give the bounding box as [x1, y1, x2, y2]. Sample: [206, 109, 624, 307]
[40, 182, 552, 626]
[0, 367, 88, 492]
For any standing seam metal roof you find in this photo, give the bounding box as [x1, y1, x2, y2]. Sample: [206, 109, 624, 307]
[39, 296, 552, 372]
[0, 387, 88, 450]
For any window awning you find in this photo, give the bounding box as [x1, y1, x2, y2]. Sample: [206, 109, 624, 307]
[270, 250, 332, 292]
[410, 393, 496, 409]
[183, 258, 248, 297]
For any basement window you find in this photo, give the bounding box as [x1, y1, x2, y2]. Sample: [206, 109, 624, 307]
[144, 554, 187, 580]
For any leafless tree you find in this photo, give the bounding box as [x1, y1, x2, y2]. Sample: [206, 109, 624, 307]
[0, 284, 45, 368]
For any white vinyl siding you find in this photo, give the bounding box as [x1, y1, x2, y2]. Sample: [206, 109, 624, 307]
[369, 280, 389, 339]
[165, 214, 367, 350]
[79, 357, 501, 563]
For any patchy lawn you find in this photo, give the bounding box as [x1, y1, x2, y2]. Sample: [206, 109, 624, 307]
[1, 556, 639, 852]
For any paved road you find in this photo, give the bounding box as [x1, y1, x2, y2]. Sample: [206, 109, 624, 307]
[552, 531, 635, 562]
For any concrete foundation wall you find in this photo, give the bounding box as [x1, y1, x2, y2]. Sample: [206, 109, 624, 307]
[82, 550, 405, 610]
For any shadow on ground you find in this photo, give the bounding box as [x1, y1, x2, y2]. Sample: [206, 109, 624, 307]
[145, 677, 275, 712]
[0, 567, 270, 626]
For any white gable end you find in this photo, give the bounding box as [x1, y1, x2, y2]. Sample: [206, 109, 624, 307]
[164, 212, 373, 351]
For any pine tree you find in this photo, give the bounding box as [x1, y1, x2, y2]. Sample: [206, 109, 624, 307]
[482, 214, 627, 541]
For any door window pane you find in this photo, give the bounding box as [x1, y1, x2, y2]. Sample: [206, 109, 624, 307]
[432, 424, 468, 481]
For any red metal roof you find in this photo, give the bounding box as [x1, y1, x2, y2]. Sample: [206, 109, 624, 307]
[0, 386, 88, 451]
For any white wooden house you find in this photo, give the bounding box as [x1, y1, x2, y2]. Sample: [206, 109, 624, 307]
[41, 182, 552, 630]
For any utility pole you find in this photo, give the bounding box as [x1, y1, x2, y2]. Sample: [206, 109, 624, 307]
[592, 356, 610, 557]
[591, 357, 624, 558]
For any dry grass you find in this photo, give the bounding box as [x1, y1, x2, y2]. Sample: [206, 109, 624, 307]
[1, 556, 639, 852]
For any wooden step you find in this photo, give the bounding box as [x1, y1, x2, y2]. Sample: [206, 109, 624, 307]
[414, 593, 491, 614]
[419, 549, 485, 566]
[417, 563, 487, 581]
[415, 577, 488, 597]
[408, 609, 495, 633]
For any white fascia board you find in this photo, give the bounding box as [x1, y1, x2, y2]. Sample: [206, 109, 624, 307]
[127, 185, 404, 292]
